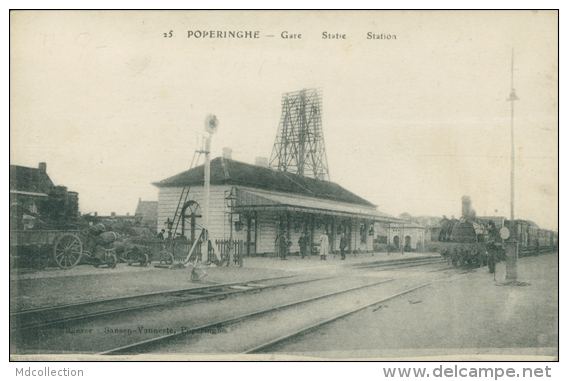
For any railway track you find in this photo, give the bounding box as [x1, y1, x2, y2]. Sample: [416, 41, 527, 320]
[98, 276, 399, 355]
[12, 275, 402, 354]
[11, 255, 447, 334]
[10, 274, 333, 332]
[98, 265, 455, 355]
[242, 282, 434, 354]
[349, 255, 444, 270]
[11, 255, 453, 355]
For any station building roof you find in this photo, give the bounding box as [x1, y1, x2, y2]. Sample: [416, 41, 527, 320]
[154, 157, 377, 208]
[233, 187, 395, 222]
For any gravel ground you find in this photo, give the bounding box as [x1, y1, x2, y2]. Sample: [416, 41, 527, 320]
[11, 275, 396, 354]
[152, 272, 442, 354]
[10, 265, 285, 312]
[10, 251, 433, 312]
[11, 253, 556, 360]
[268, 253, 558, 360]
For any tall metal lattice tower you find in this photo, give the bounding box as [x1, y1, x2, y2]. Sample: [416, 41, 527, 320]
[269, 88, 330, 181]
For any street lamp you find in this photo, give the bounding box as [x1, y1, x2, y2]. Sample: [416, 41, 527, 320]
[504, 48, 519, 283]
[225, 187, 240, 267]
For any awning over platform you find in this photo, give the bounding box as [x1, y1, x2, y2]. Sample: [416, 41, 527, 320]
[234, 188, 398, 222]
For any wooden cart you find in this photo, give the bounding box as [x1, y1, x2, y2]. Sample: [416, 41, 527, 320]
[9, 229, 117, 270]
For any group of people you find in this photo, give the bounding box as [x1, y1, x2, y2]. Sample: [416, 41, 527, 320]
[275, 231, 349, 260]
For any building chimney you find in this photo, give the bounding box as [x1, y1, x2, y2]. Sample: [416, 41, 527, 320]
[38, 162, 47, 173]
[255, 157, 269, 167]
[222, 147, 233, 159]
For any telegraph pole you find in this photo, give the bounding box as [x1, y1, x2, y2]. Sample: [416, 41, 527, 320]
[504, 48, 519, 282]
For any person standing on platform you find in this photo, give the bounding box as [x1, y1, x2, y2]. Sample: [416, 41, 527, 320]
[319, 231, 329, 260]
[299, 232, 309, 259]
[485, 221, 500, 275]
[340, 232, 348, 260]
[277, 233, 289, 260]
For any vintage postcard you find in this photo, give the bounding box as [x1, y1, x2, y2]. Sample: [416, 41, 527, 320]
[9, 10, 558, 362]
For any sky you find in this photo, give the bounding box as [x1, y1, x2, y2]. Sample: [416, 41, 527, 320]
[10, 10, 558, 230]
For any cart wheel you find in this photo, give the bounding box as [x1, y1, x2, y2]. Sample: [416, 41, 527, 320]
[107, 252, 118, 269]
[120, 249, 132, 265]
[159, 250, 174, 266]
[118, 252, 129, 263]
[53, 233, 83, 269]
[139, 252, 150, 267]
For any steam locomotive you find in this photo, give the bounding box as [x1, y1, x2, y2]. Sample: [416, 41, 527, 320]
[437, 196, 558, 267]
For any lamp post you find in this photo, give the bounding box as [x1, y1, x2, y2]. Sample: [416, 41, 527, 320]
[505, 48, 519, 282]
[203, 133, 211, 235]
[225, 187, 239, 267]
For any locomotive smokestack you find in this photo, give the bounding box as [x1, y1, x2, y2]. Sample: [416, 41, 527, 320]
[462, 195, 472, 220]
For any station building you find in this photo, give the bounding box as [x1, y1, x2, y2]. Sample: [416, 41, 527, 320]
[153, 156, 399, 256]
[383, 221, 426, 251]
